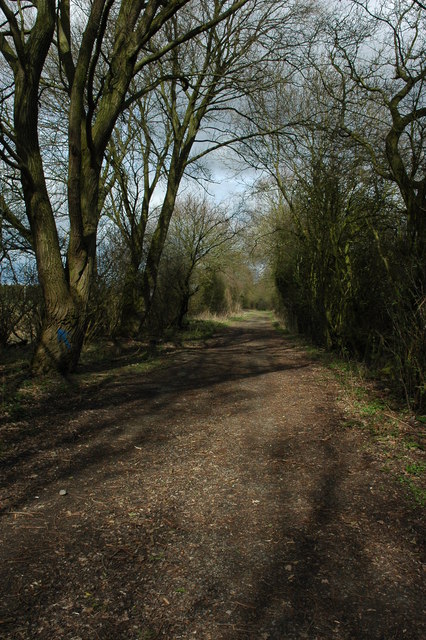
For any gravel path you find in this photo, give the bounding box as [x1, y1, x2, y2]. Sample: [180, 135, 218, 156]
[0, 312, 424, 639]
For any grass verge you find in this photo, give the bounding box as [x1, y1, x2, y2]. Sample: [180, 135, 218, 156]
[317, 351, 424, 509]
[271, 315, 425, 510]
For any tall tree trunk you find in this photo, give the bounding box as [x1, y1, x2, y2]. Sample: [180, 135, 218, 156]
[116, 202, 149, 337]
[140, 165, 184, 328]
[177, 281, 191, 329]
[28, 137, 99, 373]
[13, 60, 86, 373]
[30, 191, 97, 374]
[32, 298, 86, 374]
[7, 1, 95, 375]
[117, 259, 144, 337]
[385, 124, 426, 258]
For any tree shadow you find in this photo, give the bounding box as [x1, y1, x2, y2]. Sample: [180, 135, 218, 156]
[236, 433, 424, 639]
[0, 320, 423, 639]
[0, 321, 310, 514]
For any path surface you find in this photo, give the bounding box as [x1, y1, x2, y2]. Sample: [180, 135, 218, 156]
[0, 313, 424, 639]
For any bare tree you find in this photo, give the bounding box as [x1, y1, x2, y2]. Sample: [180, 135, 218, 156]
[0, 0, 249, 373]
[105, 90, 174, 335]
[164, 193, 240, 328]
[105, 0, 308, 335]
[319, 0, 426, 252]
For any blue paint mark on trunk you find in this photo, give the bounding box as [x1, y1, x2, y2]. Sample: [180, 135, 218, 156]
[57, 328, 71, 350]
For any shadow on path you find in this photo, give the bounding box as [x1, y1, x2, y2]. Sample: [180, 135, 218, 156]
[0, 314, 424, 640]
[0, 322, 308, 513]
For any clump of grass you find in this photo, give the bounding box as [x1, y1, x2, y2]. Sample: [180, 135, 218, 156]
[404, 439, 423, 451]
[405, 462, 426, 476]
[177, 318, 221, 342]
[353, 399, 387, 417]
[272, 320, 291, 335]
[398, 476, 426, 507]
[163, 318, 222, 345]
[194, 310, 231, 324]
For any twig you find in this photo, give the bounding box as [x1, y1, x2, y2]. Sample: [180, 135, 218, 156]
[383, 412, 414, 428]
[232, 600, 256, 609]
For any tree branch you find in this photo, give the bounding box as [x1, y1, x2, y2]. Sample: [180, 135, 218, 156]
[0, 193, 33, 247]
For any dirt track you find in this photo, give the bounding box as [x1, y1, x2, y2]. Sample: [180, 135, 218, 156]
[0, 312, 424, 639]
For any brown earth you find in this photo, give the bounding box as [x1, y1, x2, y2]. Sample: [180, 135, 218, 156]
[0, 312, 424, 639]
